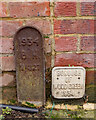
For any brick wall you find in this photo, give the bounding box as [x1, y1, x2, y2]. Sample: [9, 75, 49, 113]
[0, 1, 95, 103]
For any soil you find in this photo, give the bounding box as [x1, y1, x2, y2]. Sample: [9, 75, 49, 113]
[1, 107, 45, 119]
[1, 106, 96, 119]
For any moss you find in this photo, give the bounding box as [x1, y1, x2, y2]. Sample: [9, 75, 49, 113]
[44, 36, 49, 38]
[85, 85, 96, 103]
[44, 109, 95, 119]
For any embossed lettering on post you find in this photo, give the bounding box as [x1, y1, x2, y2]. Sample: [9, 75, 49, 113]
[14, 26, 45, 105]
[52, 67, 85, 99]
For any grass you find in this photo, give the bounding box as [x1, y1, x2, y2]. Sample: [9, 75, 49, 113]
[43, 109, 95, 119]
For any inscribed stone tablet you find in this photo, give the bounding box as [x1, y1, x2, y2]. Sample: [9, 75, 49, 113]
[52, 67, 85, 99]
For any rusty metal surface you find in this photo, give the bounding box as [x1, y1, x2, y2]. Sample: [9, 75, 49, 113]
[14, 26, 45, 105]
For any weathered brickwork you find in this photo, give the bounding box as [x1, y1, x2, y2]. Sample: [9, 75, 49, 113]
[0, 73, 15, 87]
[26, 20, 51, 34]
[2, 56, 15, 71]
[80, 36, 95, 51]
[80, 2, 96, 16]
[54, 19, 94, 34]
[1, 20, 23, 37]
[55, 37, 77, 51]
[54, 2, 77, 17]
[55, 53, 95, 68]
[0, 1, 95, 102]
[0, 38, 13, 53]
[9, 2, 50, 17]
[0, 2, 7, 17]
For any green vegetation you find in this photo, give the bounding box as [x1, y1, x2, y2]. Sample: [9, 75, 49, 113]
[0, 115, 4, 120]
[2, 107, 12, 115]
[44, 36, 49, 38]
[25, 101, 36, 108]
[0, 107, 12, 120]
[43, 109, 95, 119]
[8, 99, 16, 104]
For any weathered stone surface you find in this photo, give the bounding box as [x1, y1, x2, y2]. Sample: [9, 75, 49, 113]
[46, 101, 78, 110]
[83, 103, 96, 110]
[14, 26, 45, 106]
[52, 67, 85, 99]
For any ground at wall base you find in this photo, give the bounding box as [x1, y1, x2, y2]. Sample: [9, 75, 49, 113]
[0, 104, 96, 119]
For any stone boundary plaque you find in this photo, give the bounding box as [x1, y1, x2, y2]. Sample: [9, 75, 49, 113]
[52, 67, 85, 99]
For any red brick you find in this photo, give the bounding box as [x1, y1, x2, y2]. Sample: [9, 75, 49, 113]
[44, 38, 51, 53]
[86, 70, 96, 85]
[77, 19, 94, 34]
[80, 2, 96, 16]
[95, 19, 96, 34]
[9, 2, 50, 18]
[0, 21, 1, 36]
[0, 38, 13, 53]
[54, 2, 76, 17]
[80, 36, 96, 51]
[0, 73, 15, 87]
[1, 56, 15, 71]
[0, 2, 7, 17]
[54, 19, 76, 34]
[54, 19, 94, 34]
[55, 37, 77, 51]
[1, 20, 22, 37]
[0, 38, 2, 53]
[55, 53, 95, 68]
[26, 19, 51, 34]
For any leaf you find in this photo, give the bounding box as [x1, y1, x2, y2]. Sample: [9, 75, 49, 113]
[44, 36, 49, 38]
[25, 102, 36, 108]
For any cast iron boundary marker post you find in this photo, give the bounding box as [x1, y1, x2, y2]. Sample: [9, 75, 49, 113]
[14, 26, 45, 106]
